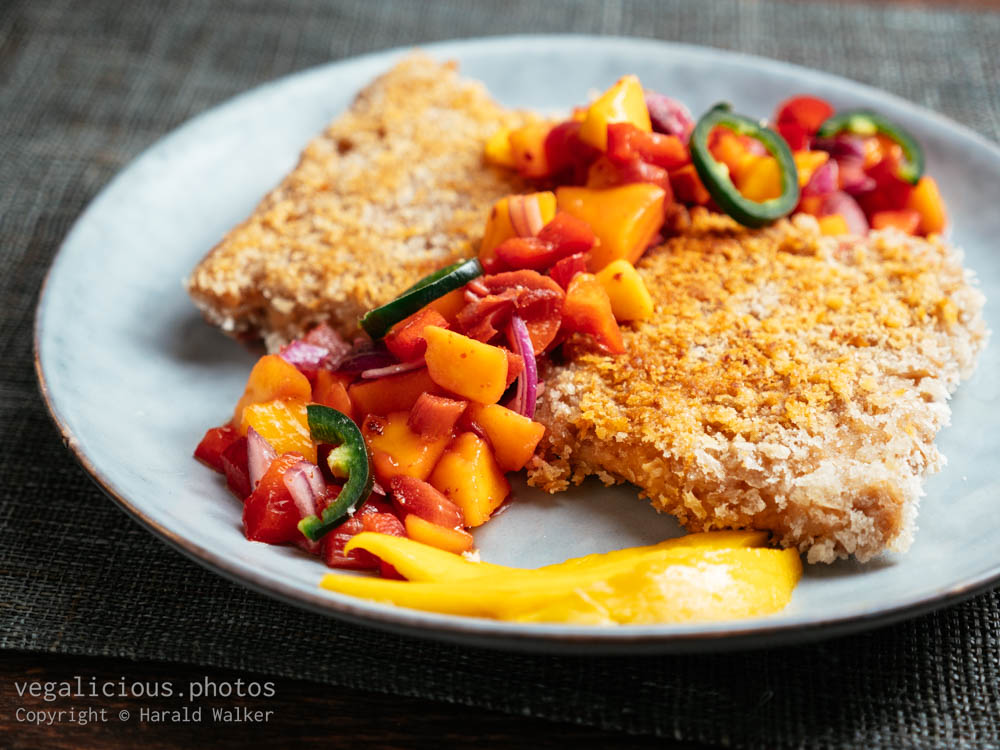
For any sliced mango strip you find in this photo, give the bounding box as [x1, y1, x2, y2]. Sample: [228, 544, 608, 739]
[343, 531, 509, 583]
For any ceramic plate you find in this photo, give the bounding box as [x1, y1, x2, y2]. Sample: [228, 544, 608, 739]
[35, 36, 1000, 652]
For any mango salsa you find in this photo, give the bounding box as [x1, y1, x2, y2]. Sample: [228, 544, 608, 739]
[556, 184, 665, 271]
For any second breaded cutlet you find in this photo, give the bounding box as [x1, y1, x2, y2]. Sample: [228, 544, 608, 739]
[186, 54, 530, 349]
[529, 209, 987, 563]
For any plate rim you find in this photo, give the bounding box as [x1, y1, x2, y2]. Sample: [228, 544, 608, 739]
[33, 33, 1000, 653]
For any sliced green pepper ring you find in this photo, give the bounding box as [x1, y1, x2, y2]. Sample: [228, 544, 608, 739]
[359, 257, 483, 339]
[816, 110, 924, 185]
[298, 404, 372, 541]
[690, 103, 801, 228]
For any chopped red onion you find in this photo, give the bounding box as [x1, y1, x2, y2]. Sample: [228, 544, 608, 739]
[802, 159, 838, 197]
[360, 359, 425, 379]
[837, 158, 877, 195]
[820, 191, 870, 235]
[303, 323, 352, 369]
[467, 279, 489, 296]
[812, 134, 866, 162]
[507, 315, 538, 419]
[464, 289, 480, 304]
[247, 427, 277, 490]
[508, 195, 531, 237]
[645, 91, 694, 143]
[337, 340, 397, 373]
[283, 460, 326, 520]
[278, 340, 330, 375]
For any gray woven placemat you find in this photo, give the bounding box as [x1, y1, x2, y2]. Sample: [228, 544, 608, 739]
[3, 1, 1000, 747]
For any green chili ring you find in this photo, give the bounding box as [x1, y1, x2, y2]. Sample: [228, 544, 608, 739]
[359, 257, 483, 340]
[298, 404, 373, 541]
[690, 103, 801, 228]
[816, 109, 924, 185]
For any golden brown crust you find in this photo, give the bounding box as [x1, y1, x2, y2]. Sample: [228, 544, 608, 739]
[529, 209, 987, 562]
[185, 54, 529, 348]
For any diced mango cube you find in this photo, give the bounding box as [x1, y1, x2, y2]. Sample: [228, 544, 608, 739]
[556, 184, 665, 271]
[793, 150, 829, 188]
[241, 399, 315, 463]
[348, 368, 441, 418]
[906, 175, 947, 235]
[429, 433, 510, 527]
[737, 156, 783, 202]
[362, 411, 451, 486]
[595, 259, 654, 322]
[233, 354, 312, 430]
[508, 123, 553, 178]
[579, 75, 651, 151]
[465, 403, 545, 472]
[484, 127, 516, 168]
[423, 326, 508, 404]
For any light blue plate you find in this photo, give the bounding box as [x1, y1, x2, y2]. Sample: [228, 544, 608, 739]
[35, 36, 999, 652]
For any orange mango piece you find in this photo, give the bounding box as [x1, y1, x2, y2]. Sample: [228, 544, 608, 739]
[241, 399, 316, 463]
[508, 123, 553, 178]
[737, 156, 783, 202]
[429, 433, 510, 527]
[484, 127, 516, 168]
[579, 75, 651, 151]
[312, 369, 354, 420]
[793, 150, 829, 187]
[906, 176, 947, 235]
[595, 258, 654, 322]
[817, 214, 850, 236]
[404, 515, 475, 555]
[465, 403, 545, 473]
[562, 272, 625, 354]
[362, 412, 450, 487]
[480, 192, 557, 265]
[424, 288, 467, 325]
[348, 368, 441, 419]
[556, 184, 666, 271]
[871, 209, 920, 235]
[232, 354, 312, 430]
[423, 326, 508, 404]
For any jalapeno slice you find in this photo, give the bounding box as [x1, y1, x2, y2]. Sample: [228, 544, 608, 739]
[359, 258, 483, 339]
[816, 110, 924, 185]
[690, 103, 800, 228]
[298, 404, 372, 541]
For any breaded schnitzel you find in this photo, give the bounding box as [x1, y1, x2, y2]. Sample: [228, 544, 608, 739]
[529, 209, 987, 562]
[186, 55, 529, 349]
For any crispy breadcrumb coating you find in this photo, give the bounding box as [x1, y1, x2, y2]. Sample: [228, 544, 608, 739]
[529, 209, 987, 563]
[186, 54, 529, 349]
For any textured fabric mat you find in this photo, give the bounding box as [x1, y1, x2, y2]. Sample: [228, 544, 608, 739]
[3, 1, 1000, 747]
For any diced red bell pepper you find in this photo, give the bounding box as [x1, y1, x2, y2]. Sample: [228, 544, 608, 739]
[536, 212, 596, 257]
[221, 437, 251, 499]
[606, 123, 689, 170]
[478, 271, 566, 354]
[493, 236, 556, 272]
[384, 308, 450, 362]
[544, 120, 600, 182]
[242, 452, 306, 544]
[562, 273, 625, 354]
[857, 153, 915, 217]
[457, 290, 518, 343]
[320, 496, 399, 569]
[774, 95, 834, 150]
[408, 393, 468, 439]
[670, 164, 711, 205]
[389, 475, 465, 529]
[549, 252, 590, 290]
[871, 209, 921, 234]
[194, 424, 242, 473]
